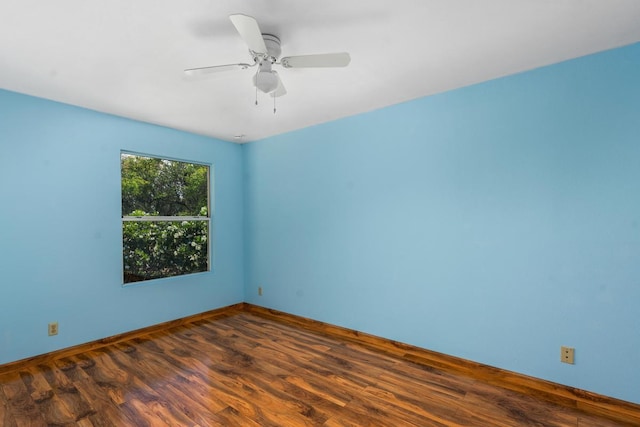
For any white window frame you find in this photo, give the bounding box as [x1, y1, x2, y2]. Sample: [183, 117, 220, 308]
[121, 151, 212, 284]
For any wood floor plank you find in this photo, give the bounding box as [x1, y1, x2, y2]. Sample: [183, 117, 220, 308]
[0, 386, 18, 427]
[578, 416, 637, 427]
[136, 340, 306, 426]
[213, 405, 269, 427]
[455, 384, 580, 427]
[108, 344, 228, 420]
[20, 368, 81, 426]
[0, 311, 634, 426]
[339, 394, 442, 427]
[156, 382, 228, 426]
[37, 363, 97, 424]
[1, 371, 46, 427]
[158, 322, 343, 424]
[55, 356, 138, 427]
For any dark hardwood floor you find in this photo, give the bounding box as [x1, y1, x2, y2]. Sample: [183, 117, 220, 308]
[0, 311, 632, 426]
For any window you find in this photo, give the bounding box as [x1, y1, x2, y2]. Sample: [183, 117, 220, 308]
[121, 153, 210, 284]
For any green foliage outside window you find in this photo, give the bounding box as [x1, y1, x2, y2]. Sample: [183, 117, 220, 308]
[121, 154, 210, 283]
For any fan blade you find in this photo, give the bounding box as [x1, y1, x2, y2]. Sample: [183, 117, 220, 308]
[184, 63, 252, 76]
[229, 14, 267, 54]
[271, 72, 287, 98]
[281, 52, 351, 68]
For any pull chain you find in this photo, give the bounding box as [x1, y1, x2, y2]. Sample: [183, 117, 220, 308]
[273, 95, 276, 114]
[254, 67, 260, 105]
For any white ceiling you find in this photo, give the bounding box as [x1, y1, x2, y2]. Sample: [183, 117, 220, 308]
[1, 1, 639, 143]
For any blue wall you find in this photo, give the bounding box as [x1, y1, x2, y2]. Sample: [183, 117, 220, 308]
[243, 43, 640, 403]
[0, 90, 245, 365]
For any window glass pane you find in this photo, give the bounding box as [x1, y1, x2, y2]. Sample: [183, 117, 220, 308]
[123, 220, 209, 283]
[121, 154, 209, 217]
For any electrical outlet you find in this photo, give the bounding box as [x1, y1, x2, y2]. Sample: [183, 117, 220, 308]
[561, 346, 574, 364]
[48, 322, 59, 336]
[258, 286, 263, 296]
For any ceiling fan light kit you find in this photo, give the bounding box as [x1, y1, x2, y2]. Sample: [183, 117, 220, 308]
[185, 13, 351, 108]
[253, 67, 279, 94]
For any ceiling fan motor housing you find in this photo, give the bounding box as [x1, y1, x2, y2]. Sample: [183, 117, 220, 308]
[261, 34, 281, 62]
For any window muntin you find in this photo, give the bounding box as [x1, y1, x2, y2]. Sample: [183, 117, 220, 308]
[121, 153, 210, 284]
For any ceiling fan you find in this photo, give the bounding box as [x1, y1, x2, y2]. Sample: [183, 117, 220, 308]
[185, 14, 351, 101]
